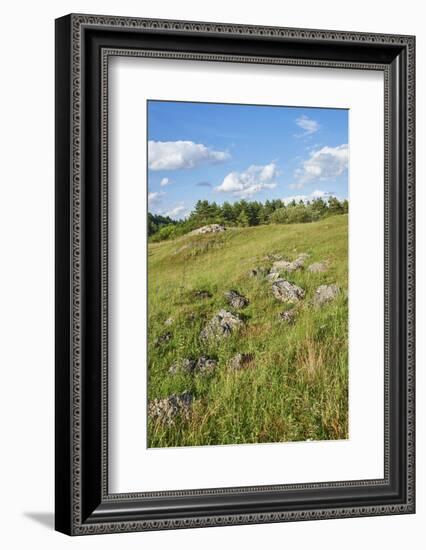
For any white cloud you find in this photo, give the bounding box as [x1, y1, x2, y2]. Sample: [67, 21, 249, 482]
[160, 177, 172, 186]
[295, 115, 320, 136]
[148, 191, 165, 207]
[148, 140, 230, 171]
[165, 203, 187, 219]
[312, 189, 331, 199]
[215, 162, 278, 198]
[283, 190, 333, 204]
[292, 144, 348, 188]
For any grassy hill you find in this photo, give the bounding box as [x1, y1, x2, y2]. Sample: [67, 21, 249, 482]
[147, 214, 348, 448]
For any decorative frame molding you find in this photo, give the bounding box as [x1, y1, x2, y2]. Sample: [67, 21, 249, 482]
[55, 14, 415, 535]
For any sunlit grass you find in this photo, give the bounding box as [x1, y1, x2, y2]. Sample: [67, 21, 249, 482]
[147, 215, 348, 447]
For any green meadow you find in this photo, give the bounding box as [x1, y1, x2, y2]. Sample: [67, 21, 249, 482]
[147, 214, 348, 448]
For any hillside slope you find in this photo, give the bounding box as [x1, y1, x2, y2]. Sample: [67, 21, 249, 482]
[147, 215, 348, 447]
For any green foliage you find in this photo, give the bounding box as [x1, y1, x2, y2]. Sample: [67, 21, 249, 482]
[236, 209, 250, 227]
[148, 212, 176, 236]
[148, 197, 348, 242]
[148, 215, 349, 447]
[327, 196, 344, 215]
[286, 203, 311, 224]
[269, 207, 288, 224]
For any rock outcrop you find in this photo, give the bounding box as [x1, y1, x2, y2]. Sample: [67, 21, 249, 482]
[313, 284, 340, 307]
[270, 253, 309, 274]
[224, 290, 249, 309]
[154, 331, 172, 347]
[192, 289, 212, 299]
[200, 309, 243, 340]
[169, 357, 218, 376]
[278, 309, 297, 324]
[266, 272, 281, 282]
[308, 262, 328, 273]
[271, 279, 305, 303]
[148, 391, 193, 425]
[191, 224, 226, 235]
[228, 353, 254, 371]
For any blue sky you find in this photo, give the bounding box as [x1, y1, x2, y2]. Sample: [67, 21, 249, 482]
[147, 100, 348, 219]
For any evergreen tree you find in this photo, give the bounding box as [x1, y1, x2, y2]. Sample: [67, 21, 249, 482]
[148, 195, 348, 241]
[328, 196, 344, 215]
[221, 201, 236, 224]
[236, 209, 250, 227]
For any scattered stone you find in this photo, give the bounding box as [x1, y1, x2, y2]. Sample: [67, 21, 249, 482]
[193, 289, 212, 299]
[169, 358, 196, 375]
[191, 224, 226, 235]
[278, 309, 297, 324]
[164, 317, 174, 326]
[200, 309, 244, 340]
[293, 253, 309, 268]
[196, 356, 218, 375]
[148, 391, 193, 425]
[169, 357, 218, 376]
[228, 353, 255, 371]
[271, 253, 309, 273]
[313, 284, 340, 307]
[154, 331, 172, 347]
[271, 279, 305, 303]
[308, 261, 328, 273]
[266, 271, 281, 282]
[224, 289, 249, 309]
[271, 260, 298, 273]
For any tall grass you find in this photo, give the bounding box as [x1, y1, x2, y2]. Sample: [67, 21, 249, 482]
[148, 215, 348, 447]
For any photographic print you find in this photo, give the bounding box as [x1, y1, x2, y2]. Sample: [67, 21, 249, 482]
[56, 16, 415, 533]
[147, 100, 349, 448]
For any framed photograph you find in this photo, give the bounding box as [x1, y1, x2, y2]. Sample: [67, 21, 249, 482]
[55, 14, 415, 535]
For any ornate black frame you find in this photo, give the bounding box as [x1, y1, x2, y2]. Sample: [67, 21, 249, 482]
[55, 14, 415, 535]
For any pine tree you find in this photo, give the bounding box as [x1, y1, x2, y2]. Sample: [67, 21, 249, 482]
[236, 209, 249, 227]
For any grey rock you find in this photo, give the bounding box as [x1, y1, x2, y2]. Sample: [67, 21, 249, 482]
[271, 279, 305, 303]
[154, 331, 172, 347]
[278, 309, 297, 324]
[292, 254, 309, 268]
[200, 309, 244, 340]
[148, 391, 193, 425]
[228, 353, 254, 371]
[271, 253, 309, 273]
[313, 284, 340, 307]
[193, 289, 212, 299]
[266, 271, 281, 282]
[271, 260, 297, 273]
[224, 289, 249, 309]
[297, 253, 310, 261]
[169, 358, 197, 375]
[308, 261, 328, 273]
[196, 356, 218, 375]
[169, 357, 218, 376]
[191, 224, 226, 235]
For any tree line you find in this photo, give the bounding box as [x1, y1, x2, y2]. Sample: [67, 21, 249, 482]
[149, 196, 348, 242]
